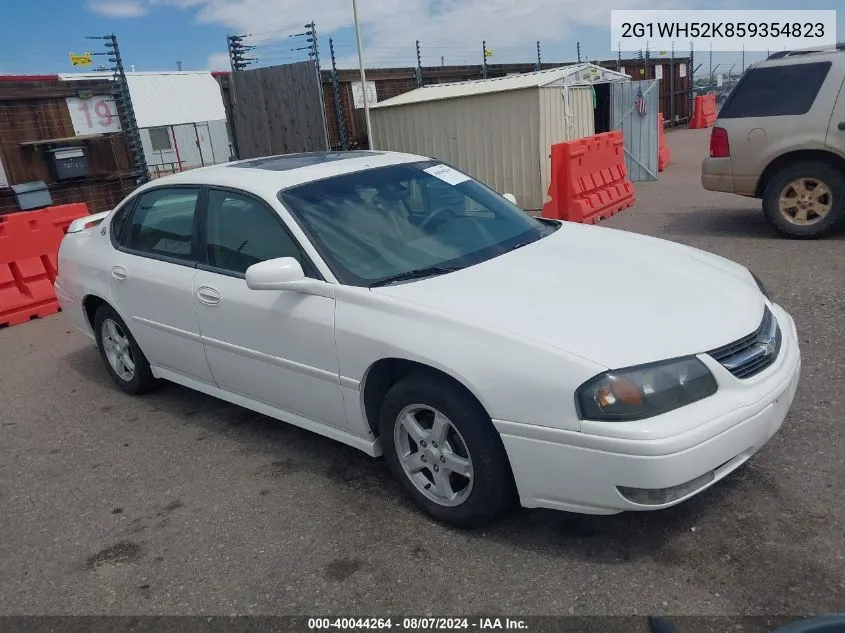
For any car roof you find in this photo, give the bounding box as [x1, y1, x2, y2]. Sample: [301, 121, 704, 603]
[138, 150, 431, 198]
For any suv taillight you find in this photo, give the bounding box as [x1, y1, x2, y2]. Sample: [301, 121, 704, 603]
[710, 127, 730, 158]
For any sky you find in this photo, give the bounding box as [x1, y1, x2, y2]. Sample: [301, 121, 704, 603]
[1, 0, 843, 78]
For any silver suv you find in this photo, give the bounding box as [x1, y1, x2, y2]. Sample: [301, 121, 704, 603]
[701, 45, 845, 238]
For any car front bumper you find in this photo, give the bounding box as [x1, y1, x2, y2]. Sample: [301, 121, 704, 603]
[494, 305, 801, 515]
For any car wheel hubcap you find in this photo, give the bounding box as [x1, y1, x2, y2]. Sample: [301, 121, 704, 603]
[101, 318, 135, 382]
[778, 178, 832, 225]
[394, 404, 474, 507]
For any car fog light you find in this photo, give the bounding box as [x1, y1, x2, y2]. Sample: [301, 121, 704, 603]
[617, 471, 716, 506]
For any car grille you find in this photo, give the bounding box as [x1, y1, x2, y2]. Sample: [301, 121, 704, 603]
[707, 307, 781, 379]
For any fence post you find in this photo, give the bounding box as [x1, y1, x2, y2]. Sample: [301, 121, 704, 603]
[669, 42, 675, 126]
[89, 33, 148, 186]
[306, 21, 330, 151]
[329, 37, 348, 151]
[415, 40, 424, 87]
[689, 41, 694, 127]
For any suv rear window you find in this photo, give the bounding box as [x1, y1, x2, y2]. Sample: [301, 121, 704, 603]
[719, 61, 831, 118]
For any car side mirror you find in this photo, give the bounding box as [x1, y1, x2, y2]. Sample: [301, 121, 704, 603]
[502, 193, 518, 204]
[245, 257, 334, 298]
[245, 257, 307, 291]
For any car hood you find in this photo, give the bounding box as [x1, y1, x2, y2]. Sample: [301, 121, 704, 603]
[371, 222, 766, 369]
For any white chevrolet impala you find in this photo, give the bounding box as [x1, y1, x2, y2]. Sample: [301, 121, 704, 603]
[55, 151, 801, 527]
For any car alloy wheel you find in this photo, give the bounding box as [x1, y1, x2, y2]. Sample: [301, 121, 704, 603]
[393, 404, 474, 507]
[778, 178, 832, 226]
[101, 318, 136, 382]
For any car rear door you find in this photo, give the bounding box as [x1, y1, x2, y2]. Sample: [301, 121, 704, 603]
[192, 187, 347, 429]
[109, 186, 215, 384]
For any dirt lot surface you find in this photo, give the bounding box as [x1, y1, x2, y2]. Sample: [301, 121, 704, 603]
[1, 128, 844, 617]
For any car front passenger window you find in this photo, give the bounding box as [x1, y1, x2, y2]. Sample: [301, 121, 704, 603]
[205, 190, 304, 276]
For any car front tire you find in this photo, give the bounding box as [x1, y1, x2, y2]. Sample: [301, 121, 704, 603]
[762, 161, 845, 238]
[379, 372, 516, 528]
[93, 304, 158, 395]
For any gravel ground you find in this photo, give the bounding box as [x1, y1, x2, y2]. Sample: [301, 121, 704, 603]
[1, 128, 844, 618]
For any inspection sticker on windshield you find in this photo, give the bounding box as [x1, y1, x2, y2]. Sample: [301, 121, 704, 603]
[424, 164, 470, 186]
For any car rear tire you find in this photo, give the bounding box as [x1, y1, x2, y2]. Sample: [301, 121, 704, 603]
[379, 372, 516, 528]
[762, 161, 845, 238]
[93, 304, 157, 395]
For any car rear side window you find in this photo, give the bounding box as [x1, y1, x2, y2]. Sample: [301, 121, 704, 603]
[126, 188, 200, 262]
[719, 62, 831, 118]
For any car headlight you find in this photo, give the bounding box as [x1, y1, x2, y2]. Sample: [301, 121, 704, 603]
[750, 271, 771, 300]
[575, 357, 718, 421]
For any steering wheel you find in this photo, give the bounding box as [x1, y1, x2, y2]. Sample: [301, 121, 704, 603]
[418, 208, 455, 231]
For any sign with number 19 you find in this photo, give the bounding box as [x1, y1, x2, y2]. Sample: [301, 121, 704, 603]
[66, 96, 123, 135]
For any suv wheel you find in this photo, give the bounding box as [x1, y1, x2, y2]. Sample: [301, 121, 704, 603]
[762, 161, 845, 238]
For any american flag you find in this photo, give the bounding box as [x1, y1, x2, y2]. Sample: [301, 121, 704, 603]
[634, 87, 647, 117]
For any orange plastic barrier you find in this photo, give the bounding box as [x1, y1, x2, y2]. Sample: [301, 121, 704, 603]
[689, 93, 717, 129]
[542, 131, 635, 224]
[658, 112, 671, 172]
[0, 203, 89, 327]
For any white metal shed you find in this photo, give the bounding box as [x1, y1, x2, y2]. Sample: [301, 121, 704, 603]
[369, 64, 635, 210]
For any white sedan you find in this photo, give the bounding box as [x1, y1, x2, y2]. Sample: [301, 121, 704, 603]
[55, 150, 801, 527]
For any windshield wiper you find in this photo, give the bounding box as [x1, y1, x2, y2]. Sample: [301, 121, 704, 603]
[370, 265, 461, 288]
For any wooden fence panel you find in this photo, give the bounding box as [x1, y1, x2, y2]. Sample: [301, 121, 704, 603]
[230, 61, 327, 158]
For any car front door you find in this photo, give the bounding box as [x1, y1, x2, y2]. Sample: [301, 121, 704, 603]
[109, 186, 215, 384]
[192, 188, 346, 428]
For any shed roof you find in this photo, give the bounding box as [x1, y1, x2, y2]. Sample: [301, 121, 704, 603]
[371, 63, 630, 109]
[56, 71, 226, 128]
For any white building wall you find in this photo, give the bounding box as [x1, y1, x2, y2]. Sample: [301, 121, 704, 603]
[370, 89, 543, 209]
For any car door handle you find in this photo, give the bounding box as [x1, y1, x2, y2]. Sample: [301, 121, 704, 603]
[839, 122, 845, 131]
[196, 286, 221, 306]
[111, 266, 128, 281]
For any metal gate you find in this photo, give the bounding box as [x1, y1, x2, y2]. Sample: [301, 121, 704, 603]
[611, 79, 659, 182]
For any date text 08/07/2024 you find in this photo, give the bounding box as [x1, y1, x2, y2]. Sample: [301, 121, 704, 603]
[307, 618, 528, 630]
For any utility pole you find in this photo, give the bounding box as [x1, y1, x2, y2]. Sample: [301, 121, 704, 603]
[176, 60, 182, 71]
[617, 42, 622, 71]
[415, 40, 423, 87]
[441, 56, 445, 67]
[645, 42, 650, 78]
[577, 41, 581, 63]
[742, 44, 745, 73]
[88, 33, 148, 184]
[482, 40, 488, 79]
[351, 0, 372, 150]
[535, 41, 541, 71]
[329, 37, 348, 151]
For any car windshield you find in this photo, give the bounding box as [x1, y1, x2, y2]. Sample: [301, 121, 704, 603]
[278, 161, 557, 287]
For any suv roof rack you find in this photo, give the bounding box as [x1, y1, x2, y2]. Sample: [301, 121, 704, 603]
[767, 43, 845, 60]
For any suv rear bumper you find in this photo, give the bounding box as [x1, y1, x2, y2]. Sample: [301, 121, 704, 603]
[702, 157, 758, 196]
[701, 157, 734, 192]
